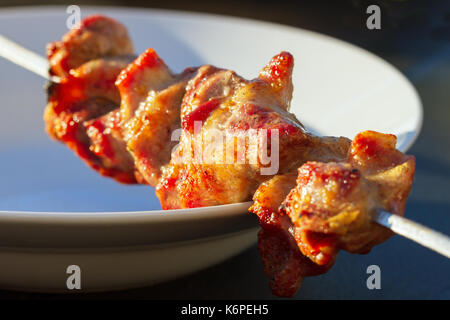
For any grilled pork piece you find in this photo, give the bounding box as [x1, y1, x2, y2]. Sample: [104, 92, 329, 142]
[250, 131, 415, 296]
[47, 14, 134, 77]
[45, 15, 136, 183]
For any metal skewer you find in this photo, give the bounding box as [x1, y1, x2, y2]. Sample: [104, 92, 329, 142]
[374, 210, 450, 258]
[0, 34, 449, 259]
[0, 34, 60, 83]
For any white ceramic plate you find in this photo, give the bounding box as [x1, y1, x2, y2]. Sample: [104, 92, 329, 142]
[0, 6, 422, 292]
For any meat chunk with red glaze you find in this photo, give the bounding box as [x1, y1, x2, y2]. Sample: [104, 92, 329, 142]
[84, 110, 136, 183]
[44, 58, 135, 182]
[282, 131, 415, 266]
[47, 15, 134, 77]
[249, 135, 350, 296]
[250, 131, 415, 296]
[44, 15, 137, 183]
[115, 48, 198, 186]
[156, 52, 318, 209]
[251, 173, 335, 297]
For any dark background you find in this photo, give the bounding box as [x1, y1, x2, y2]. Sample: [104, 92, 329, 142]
[0, 0, 449, 299]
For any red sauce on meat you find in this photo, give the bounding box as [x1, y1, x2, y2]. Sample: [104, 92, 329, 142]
[52, 75, 86, 115]
[302, 231, 337, 265]
[182, 99, 221, 133]
[116, 48, 165, 90]
[260, 51, 293, 85]
[86, 119, 115, 159]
